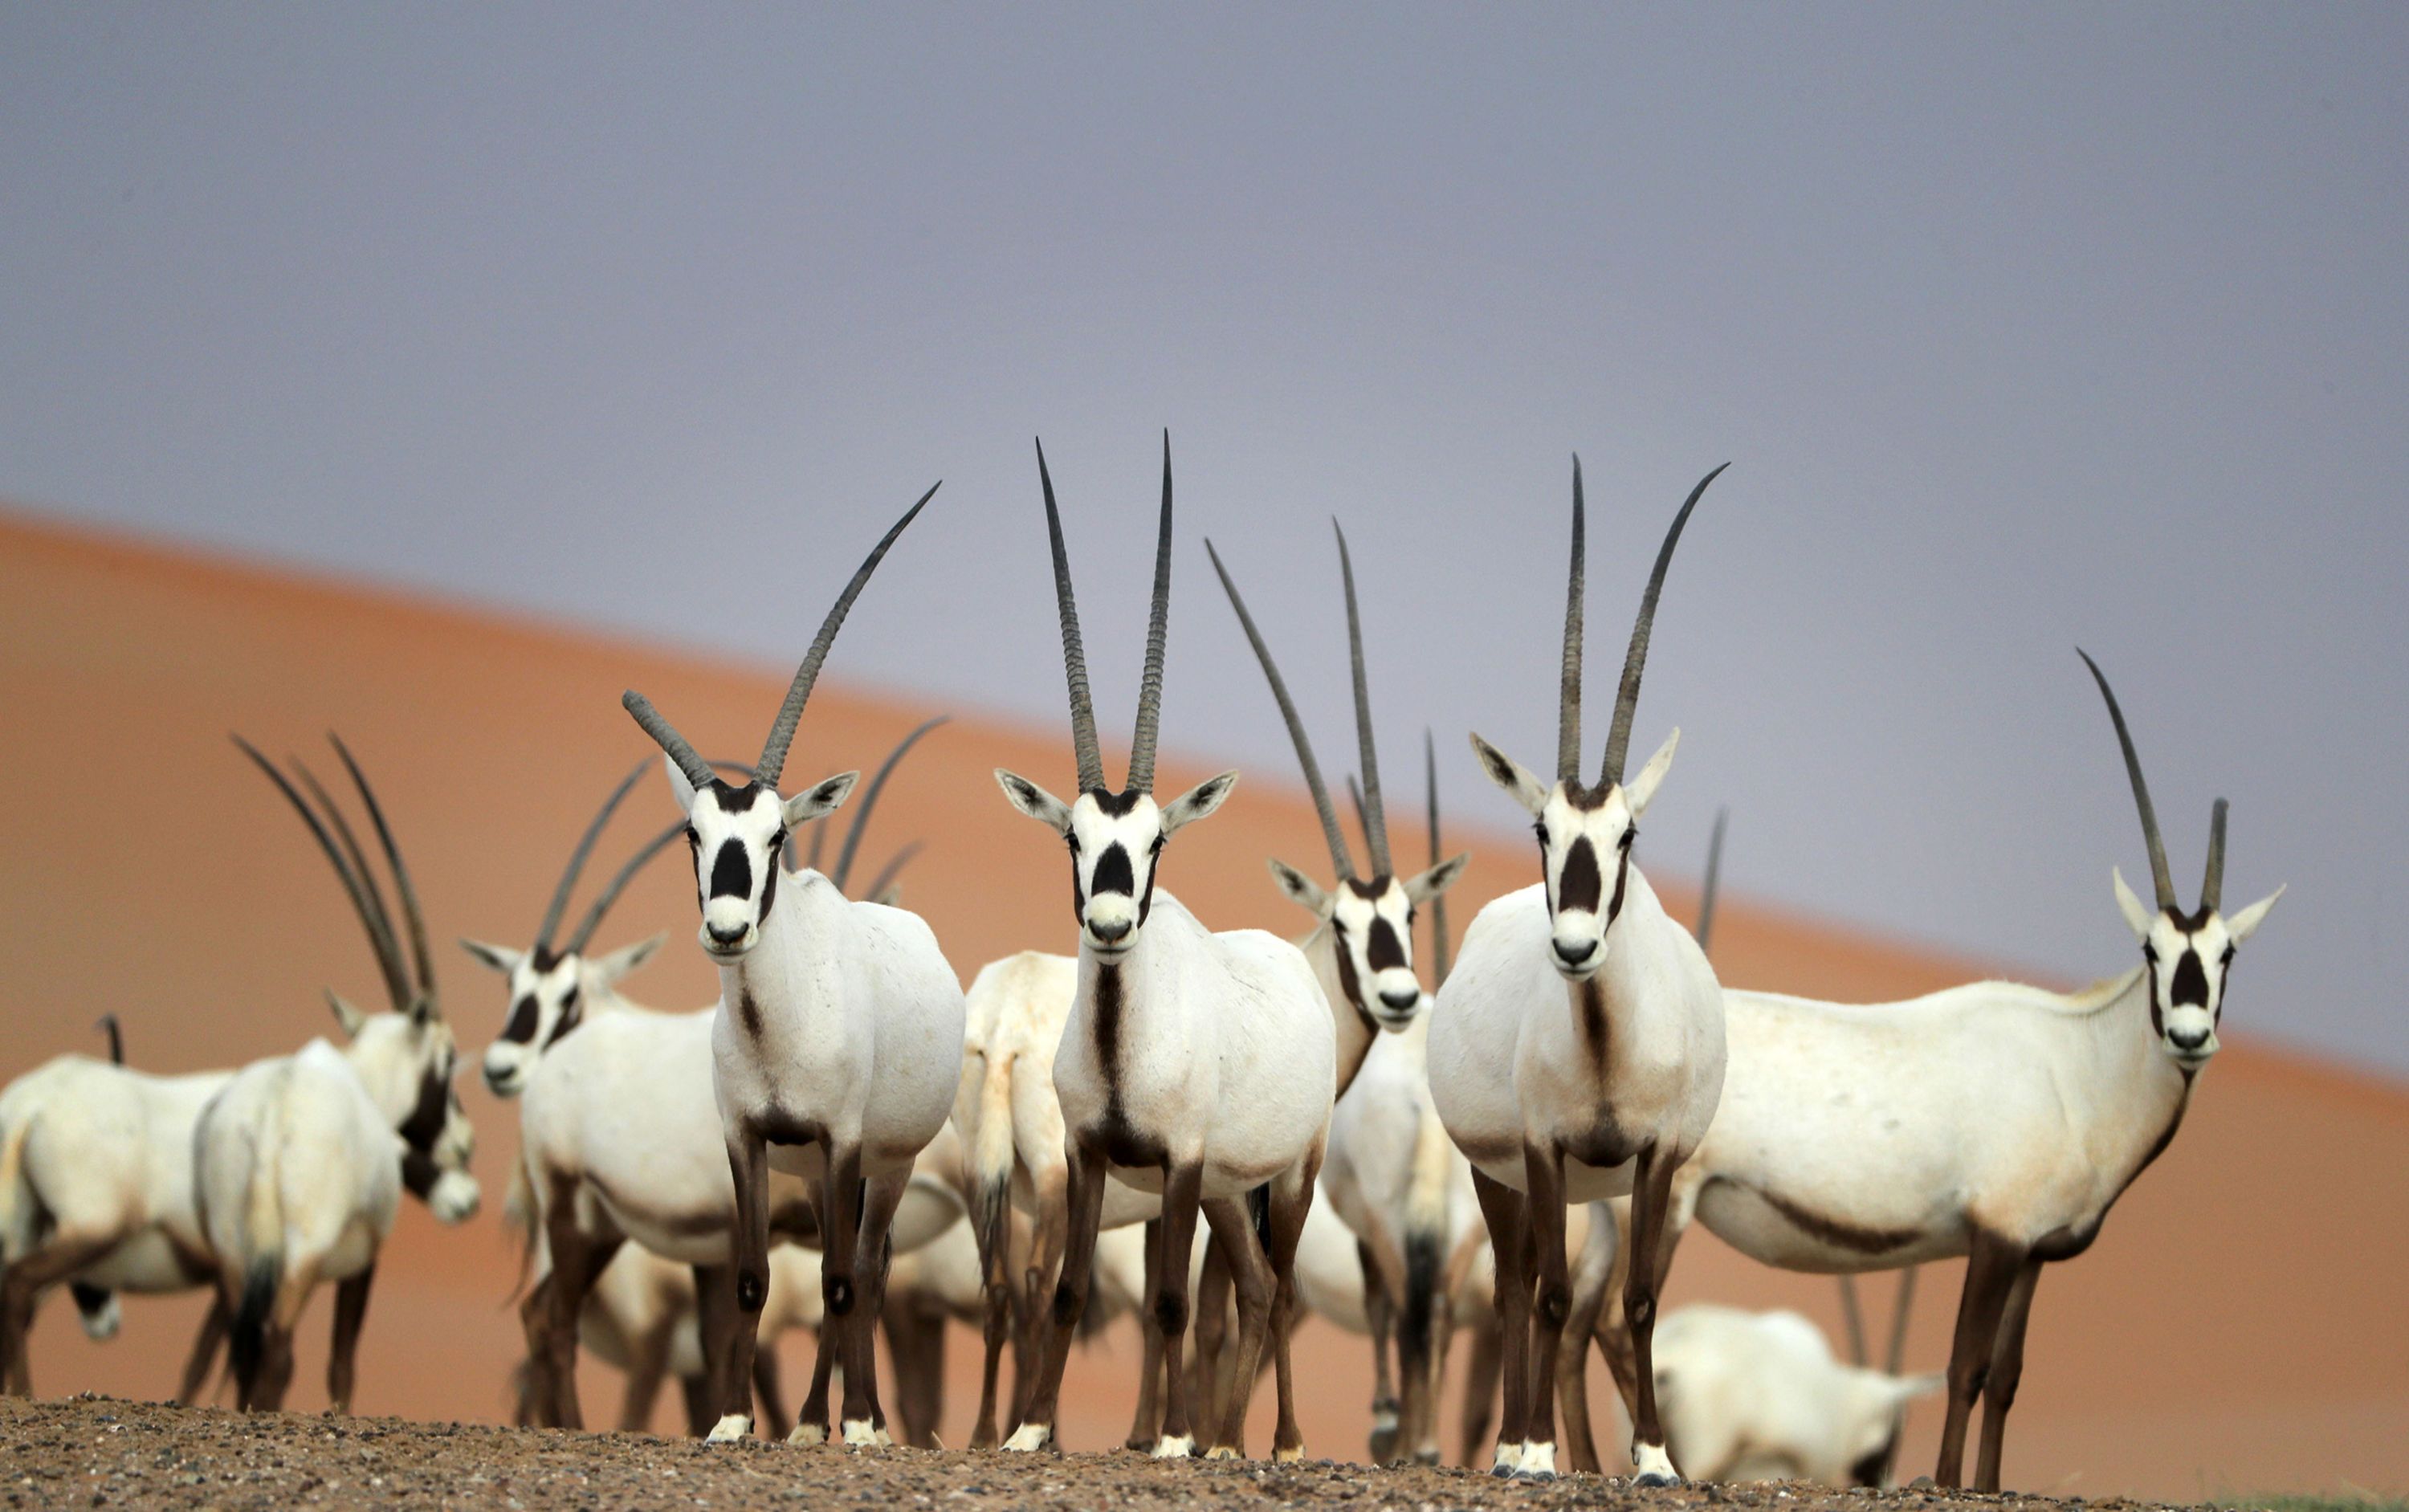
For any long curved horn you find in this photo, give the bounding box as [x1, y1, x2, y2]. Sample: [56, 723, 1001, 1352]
[327, 734, 436, 1017]
[1425, 727, 1451, 986]
[862, 840, 924, 907]
[535, 757, 651, 955]
[1207, 538, 1354, 879]
[1037, 439, 1106, 793]
[1696, 806, 1728, 955]
[1559, 455, 1588, 786]
[291, 759, 409, 1003]
[621, 692, 716, 793]
[1602, 463, 1730, 788]
[757, 480, 942, 789]
[1333, 520, 1389, 877]
[234, 736, 412, 1013]
[563, 820, 684, 956]
[1127, 430, 1175, 795]
[2202, 797, 2228, 913]
[831, 715, 949, 894]
[2077, 649, 2175, 910]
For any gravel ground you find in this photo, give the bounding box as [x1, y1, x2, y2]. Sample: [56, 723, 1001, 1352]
[0, 1396, 2197, 1512]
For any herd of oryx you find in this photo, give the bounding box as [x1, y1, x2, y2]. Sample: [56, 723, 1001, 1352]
[0, 438, 2282, 1497]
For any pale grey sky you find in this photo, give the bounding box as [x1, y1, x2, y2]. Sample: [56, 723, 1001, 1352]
[4, 5, 2403, 1072]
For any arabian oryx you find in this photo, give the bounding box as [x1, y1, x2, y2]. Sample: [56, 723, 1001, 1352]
[1431, 458, 1732, 1483]
[622, 482, 965, 1448]
[993, 436, 1335, 1461]
[1619, 650, 2282, 1493]
[1651, 1305, 1940, 1486]
[193, 735, 479, 1412]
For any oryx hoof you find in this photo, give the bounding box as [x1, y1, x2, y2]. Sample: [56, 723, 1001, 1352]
[705, 1414, 752, 1444]
[1001, 1423, 1052, 1453]
[1631, 1441, 1681, 1487]
[1204, 1445, 1242, 1461]
[786, 1422, 826, 1446]
[1152, 1433, 1193, 1459]
[841, 1418, 881, 1448]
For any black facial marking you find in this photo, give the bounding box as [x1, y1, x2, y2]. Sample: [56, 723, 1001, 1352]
[2170, 948, 2209, 1009]
[540, 984, 583, 1048]
[759, 848, 779, 919]
[1092, 789, 1143, 817]
[1069, 838, 1088, 926]
[1364, 916, 1407, 973]
[709, 838, 752, 900]
[1090, 842, 1135, 898]
[1332, 936, 1370, 1024]
[401, 1149, 442, 1201]
[1555, 836, 1604, 915]
[501, 993, 539, 1045]
[396, 1056, 450, 1155]
[69, 1283, 112, 1317]
[1136, 840, 1159, 927]
[1605, 842, 1632, 926]
[709, 780, 766, 813]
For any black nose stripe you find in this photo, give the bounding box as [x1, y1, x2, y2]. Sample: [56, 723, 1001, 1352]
[1090, 842, 1135, 899]
[500, 994, 538, 1045]
[710, 838, 753, 900]
[2170, 948, 2209, 1009]
[1555, 837, 1603, 915]
[1365, 917, 1407, 973]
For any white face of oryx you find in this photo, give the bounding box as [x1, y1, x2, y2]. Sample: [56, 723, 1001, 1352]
[1269, 857, 1468, 1031]
[1470, 727, 1680, 982]
[461, 935, 664, 1096]
[662, 756, 858, 963]
[330, 997, 481, 1224]
[2113, 868, 2284, 1073]
[995, 768, 1238, 959]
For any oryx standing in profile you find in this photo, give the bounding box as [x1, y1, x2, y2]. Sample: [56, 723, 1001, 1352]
[622, 483, 965, 1448]
[1620, 650, 2282, 1493]
[994, 437, 1335, 1460]
[1206, 532, 1467, 1461]
[1430, 458, 1731, 1483]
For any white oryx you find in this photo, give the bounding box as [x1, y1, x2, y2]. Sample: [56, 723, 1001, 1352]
[994, 436, 1335, 1461]
[622, 482, 964, 1448]
[1652, 1305, 1940, 1486]
[194, 735, 479, 1412]
[1431, 458, 1732, 1483]
[1623, 650, 2282, 1493]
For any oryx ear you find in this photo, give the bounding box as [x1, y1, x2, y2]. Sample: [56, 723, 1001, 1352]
[1893, 1371, 1946, 1405]
[1161, 770, 1239, 838]
[2113, 866, 2154, 940]
[324, 989, 369, 1039]
[1405, 851, 1471, 906]
[1469, 732, 1549, 816]
[589, 931, 666, 988]
[662, 752, 699, 813]
[2223, 883, 2285, 944]
[1267, 858, 1329, 915]
[783, 771, 858, 828]
[459, 939, 521, 975]
[994, 768, 1074, 834]
[1623, 727, 1681, 818]
[871, 882, 904, 908]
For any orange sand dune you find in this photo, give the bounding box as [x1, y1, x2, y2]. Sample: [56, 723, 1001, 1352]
[2, 511, 2400, 1499]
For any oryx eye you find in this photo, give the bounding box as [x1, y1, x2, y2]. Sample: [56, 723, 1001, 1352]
[1532, 822, 1547, 844]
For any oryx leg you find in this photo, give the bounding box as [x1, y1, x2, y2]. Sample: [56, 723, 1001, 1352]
[1017, 1161, 1069, 1427]
[1397, 1223, 1449, 1468]
[1516, 1143, 1572, 1480]
[1147, 1162, 1208, 1458]
[1357, 1237, 1401, 1464]
[540, 1201, 622, 1433]
[970, 1173, 1014, 1449]
[842, 1167, 907, 1445]
[710, 1129, 771, 1442]
[1184, 1235, 1227, 1441]
[1562, 1198, 1628, 1473]
[1123, 1217, 1167, 1451]
[1622, 1144, 1683, 1486]
[177, 1294, 230, 1407]
[753, 1337, 794, 1442]
[1005, 1138, 1107, 1452]
[1, 1229, 119, 1396]
[1974, 1258, 2044, 1494]
[1458, 1313, 1502, 1469]
[1467, 1167, 1530, 1476]
[1932, 1230, 2025, 1488]
[883, 1290, 946, 1448]
[1260, 1158, 1321, 1463]
[1199, 1193, 1274, 1458]
[797, 1311, 837, 1444]
[618, 1300, 677, 1433]
[325, 1263, 376, 1415]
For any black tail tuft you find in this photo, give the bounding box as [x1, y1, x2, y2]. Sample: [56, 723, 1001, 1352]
[228, 1261, 277, 1391]
[1399, 1228, 1441, 1374]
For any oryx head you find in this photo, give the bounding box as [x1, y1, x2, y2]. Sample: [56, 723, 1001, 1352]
[1470, 458, 1727, 980]
[463, 756, 673, 1097]
[622, 482, 940, 964]
[238, 732, 480, 1225]
[1209, 521, 1466, 1029]
[2081, 650, 2284, 1073]
[996, 436, 1239, 960]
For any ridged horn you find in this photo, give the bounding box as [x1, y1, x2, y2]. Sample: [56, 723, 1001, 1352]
[1036, 439, 1106, 794]
[1696, 806, 1728, 955]
[757, 480, 942, 789]
[1425, 727, 1451, 986]
[621, 692, 716, 793]
[1559, 456, 1587, 786]
[831, 715, 948, 894]
[1127, 430, 1175, 795]
[324, 734, 437, 1017]
[1208, 538, 1354, 879]
[2077, 648, 2175, 911]
[2203, 797, 2228, 914]
[1602, 463, 1730, 788]
[862, 841, 924, 906]
[290, 758, 410, 1007]
[563, 821, 683, 957]
[234, 736, 413, 1014]
[1334, 520, 1389, 877]
[534, 758, 650, 956]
